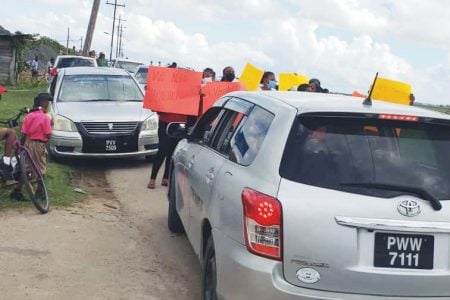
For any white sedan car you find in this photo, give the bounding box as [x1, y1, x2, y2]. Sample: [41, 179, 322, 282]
[48, 67, 158, 158]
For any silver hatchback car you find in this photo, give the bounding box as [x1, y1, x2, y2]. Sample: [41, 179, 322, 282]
[168, 91, 450, 299]
[48, 67, 158, 158]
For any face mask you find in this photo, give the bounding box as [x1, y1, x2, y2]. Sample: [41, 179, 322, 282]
[202, 77, 213, 84]
[268, 80, 277, 90]
[224, 73, 235, 82]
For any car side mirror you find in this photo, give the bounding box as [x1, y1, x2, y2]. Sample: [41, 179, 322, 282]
[166, 122, 187, 139]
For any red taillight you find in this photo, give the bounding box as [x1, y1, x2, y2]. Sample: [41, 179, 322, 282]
[50, 67, 57, 76]
[378, 114, 419, 122]
[242, 188, 282, 260]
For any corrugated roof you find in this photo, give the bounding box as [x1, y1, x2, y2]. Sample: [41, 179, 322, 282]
[0, 25, 12, 36]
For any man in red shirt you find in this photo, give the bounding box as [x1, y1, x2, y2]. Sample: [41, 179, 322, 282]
[10, 93, 52, 201]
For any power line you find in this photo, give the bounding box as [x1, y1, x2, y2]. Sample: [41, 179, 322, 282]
[106, 0, 125, 61]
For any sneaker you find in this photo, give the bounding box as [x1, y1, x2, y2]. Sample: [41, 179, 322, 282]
[10, 189, 27, 202]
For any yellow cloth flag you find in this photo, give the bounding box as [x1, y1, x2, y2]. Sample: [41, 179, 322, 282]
[239, 63, 264, 91]
[278, 73, 309, 91]
[371, 77, 412, 105]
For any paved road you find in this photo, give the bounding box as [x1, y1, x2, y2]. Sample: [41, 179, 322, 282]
[0, 159, 201, 299]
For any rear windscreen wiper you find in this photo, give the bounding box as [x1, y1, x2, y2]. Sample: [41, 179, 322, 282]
[340, 182, 442, 211]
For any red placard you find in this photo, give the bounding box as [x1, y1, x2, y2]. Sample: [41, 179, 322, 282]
[143, 66, 202, 115]
[202, 82, 246, 114]
[0, 85, 6, 94]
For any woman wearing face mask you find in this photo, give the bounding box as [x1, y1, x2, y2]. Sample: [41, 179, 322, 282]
[221, 66, 236, 82]
[202, 67, 215, 84]
[260, 71, 277, 91]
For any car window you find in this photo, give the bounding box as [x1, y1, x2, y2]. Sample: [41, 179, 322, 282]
[135, 68, 148, 84]
[229, 106, 274, 166]
[280, 114, 450, 200]
[57, 58, 95, 68]
[115, 61, 142, 73]
[209, 110, 246, 154]
[58, 75, 143, 102]
[191, 107, 223, 144]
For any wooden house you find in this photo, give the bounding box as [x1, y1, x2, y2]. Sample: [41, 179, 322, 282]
[0, 25, 17, 84]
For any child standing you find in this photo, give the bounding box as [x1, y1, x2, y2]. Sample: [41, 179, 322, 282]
[10, 93, 52, 201]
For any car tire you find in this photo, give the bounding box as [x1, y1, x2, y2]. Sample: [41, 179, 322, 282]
[202, 235, 217, 300]
[167, 171, 184, 233]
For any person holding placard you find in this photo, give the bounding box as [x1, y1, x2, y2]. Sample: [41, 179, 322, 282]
[221, 66, 236, 82]
[259, 71, 277, 91]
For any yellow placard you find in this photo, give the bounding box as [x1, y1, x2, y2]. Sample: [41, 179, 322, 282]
[278, 73, 309, 91]
[371, 77, 411, 105]
[239, 63, 264, 91]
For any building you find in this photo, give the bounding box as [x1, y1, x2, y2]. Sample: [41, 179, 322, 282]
[0, 25, 31, 85]
[0, 25, 17, 84]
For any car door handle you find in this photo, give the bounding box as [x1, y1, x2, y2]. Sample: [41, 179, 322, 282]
[205, 170, 215, 184]
[187, 160, 194, 169]
[218, 171, 232, 200]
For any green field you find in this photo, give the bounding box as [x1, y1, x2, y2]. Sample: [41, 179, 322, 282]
[0, 84, 83, 209]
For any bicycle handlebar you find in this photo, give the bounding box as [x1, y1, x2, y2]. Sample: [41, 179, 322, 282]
[0, 107, 39, 128]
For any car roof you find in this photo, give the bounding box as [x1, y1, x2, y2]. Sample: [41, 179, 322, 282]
[61, 66, 130, 76]
[56, 55, 94, 60]
[227, 91, 450, 120]
[112, 58, 143, 64]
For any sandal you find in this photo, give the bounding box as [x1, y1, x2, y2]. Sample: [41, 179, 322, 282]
[147, 179, 156, 189]
[161, 178, 169, 186]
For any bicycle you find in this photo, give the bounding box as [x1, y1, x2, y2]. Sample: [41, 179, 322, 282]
[0, 108, 50, 213]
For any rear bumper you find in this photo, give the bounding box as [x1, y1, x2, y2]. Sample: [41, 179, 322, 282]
[214, 229, 444, 300]
[49, 130, 158, 158]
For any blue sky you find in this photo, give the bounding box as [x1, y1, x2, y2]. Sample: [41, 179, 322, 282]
[2, 0, 450, 104]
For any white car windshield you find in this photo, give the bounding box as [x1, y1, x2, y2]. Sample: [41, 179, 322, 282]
[115, 61, 142, 73]
[135, 67, 148, 84]
[58, 75, 143, 102]
[57, 57, 95, 68]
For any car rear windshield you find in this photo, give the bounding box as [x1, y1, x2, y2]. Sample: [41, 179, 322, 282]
[135, 68, 148, 84]
[57, 57, 95, 68]
[59, 75, 143, 102]
[280, 114, 450, 200]
[115, 61, 141, 73]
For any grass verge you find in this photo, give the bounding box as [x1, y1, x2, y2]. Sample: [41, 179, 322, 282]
[0, 85, 84, 209]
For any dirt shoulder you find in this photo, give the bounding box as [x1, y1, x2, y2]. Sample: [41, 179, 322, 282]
[0, 160, 200, 300]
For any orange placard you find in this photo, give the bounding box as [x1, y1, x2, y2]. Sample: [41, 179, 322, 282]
[202, 82, 246, 114]
[143, 66, 203, 115]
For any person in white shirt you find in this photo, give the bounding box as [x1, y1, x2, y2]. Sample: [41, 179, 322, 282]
[31, 56, 39, 81]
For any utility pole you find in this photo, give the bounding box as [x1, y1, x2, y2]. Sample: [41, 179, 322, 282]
[106, 0, 125, 61]
[66, 27, 70, 55]
[115, 16, 126, 58]
[118, 24, 126, 57]
[83, 0, 101, 56]
[80, 36, 83, 52]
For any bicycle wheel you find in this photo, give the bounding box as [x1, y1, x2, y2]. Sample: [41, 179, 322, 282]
[19, 149, 49, 213]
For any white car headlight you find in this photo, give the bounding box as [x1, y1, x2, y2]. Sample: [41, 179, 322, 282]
[141, 114, 158, 131]
[53, 115, 77, 132]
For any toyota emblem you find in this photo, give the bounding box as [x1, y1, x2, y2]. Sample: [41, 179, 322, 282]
[108, 123, 114, 130]
[397, 199, 421, 217]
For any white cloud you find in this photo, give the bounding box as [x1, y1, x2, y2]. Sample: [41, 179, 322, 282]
[2, 0, 450, 103]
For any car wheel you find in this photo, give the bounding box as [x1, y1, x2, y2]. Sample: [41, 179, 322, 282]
[167, 171, 184, 233]
[202, 235, 217, 300]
